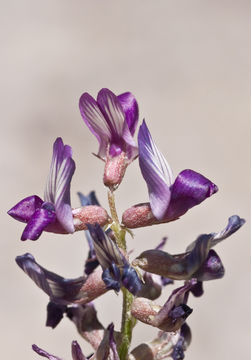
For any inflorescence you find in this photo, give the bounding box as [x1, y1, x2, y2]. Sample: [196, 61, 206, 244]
[9, 88, 245, 360]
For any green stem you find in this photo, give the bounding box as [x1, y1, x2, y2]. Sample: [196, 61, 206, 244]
[119, 288, 135, 360]
[107, 190, 135, 359]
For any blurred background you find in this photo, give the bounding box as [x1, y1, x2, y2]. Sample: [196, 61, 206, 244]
[1, 1, 251, 359]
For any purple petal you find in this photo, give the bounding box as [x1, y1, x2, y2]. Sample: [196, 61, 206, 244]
[7, 195, 43, 223]
[16, 253, 85, 303]
[71, 341, 87, 360]
[121, 265, 142, 295]
[102, 264, 121, 292]
[151, 280, 195, 331]
[210, 215, 245, 248]
[79, 92, 111, 159]
[97, 88, 125, 140]
[166, 169, 218, 220]
[193, 249, 225, 281]
[108, 323, 120, 360]
[32, 344, 62, 360]
[77, 191, 100, 206]
[46, 301, 67, 329]
[186, 215, 245, 252]
[44, 138, 75, 233]
[21, 202, 56, 241]
[67, 303, 103, 333]
[190, 281, 204, 297]
[87, 224, 125, 269]
[118, 92, 139, 136]
[138, 121, 173, 220]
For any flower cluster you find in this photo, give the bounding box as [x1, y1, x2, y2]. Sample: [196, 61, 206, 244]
[9, 88, 245, 360]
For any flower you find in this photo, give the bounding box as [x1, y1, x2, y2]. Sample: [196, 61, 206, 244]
[16, 253, 108, 305]
[87, 223, 142, 295]
[133, 215, 245, 280]
[122, 120, 218, 228]
[79, 88, 139, 189]
[8, 139, 109, 240]
[131, 280, 195, 332]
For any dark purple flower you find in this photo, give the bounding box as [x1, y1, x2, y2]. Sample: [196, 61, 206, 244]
[79, 89, 139, 189]
[131, 280, 195, 332]
[122, 120, 218, 228]
[133, 215, 245, 281]
[8, 138, 76, 240]
[32, 341, 87, 360]
[16, 253, 108, 305]
[87, 224, 142, 295]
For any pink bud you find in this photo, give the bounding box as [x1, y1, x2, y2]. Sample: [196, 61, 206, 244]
[103, 152, 127, 190]
[72, 205, 109, 231]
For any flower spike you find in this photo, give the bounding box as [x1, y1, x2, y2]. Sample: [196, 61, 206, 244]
[122, 120, 218, 228]
[79, 89, 139, 189]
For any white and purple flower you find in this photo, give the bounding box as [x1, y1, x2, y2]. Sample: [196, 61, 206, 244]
[122, 121, 218, 228]
[8, 138, 108, 240]
[79, 88, 139, 189]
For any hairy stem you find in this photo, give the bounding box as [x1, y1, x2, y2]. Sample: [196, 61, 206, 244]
[107, 190, 135, 359]
[119, 288, 135, 360]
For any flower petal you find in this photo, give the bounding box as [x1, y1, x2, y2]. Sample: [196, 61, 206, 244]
[44, 138, 76, 233]
[97, 88, 125, 140]
[79, 92, 111, 158]
[16, 253, 85, 303]
[7, 195, 43, 223]
[118, 92, 139, 136]
[186, 215, 245, 252]
[77, 191, 100, 206]
[108, 323, 120, 360]
[21, 202, 56, 241]
[67, 303, 103, 332]
[193, 249, 225, 281]
[71, 341, 87, 360]
[121, 265, 142, 295]
[138, 121, 173, 220]
[166, 169, 218, 220]
[87, 224, 125, 269]
[102, 265, 121, 292]
[46, 301, 67, 329]
[32, 345, 62, 360]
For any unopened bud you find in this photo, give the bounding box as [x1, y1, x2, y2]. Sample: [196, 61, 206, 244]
[103, 152, 127, 190]
[72, 205, 109, 231]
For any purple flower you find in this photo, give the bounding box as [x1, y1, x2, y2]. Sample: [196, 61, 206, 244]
[122, 121, 218, 228]
[131, 280, 195, 332]
[133, 215, 245, 281]
[79, 89, 139, 189]
[8, 138, 75, 240]
[87, 224, 142, 295]
[16, 253, 108, 305]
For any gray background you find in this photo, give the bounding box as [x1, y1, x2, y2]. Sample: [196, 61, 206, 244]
[1, 1, 250, 359]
